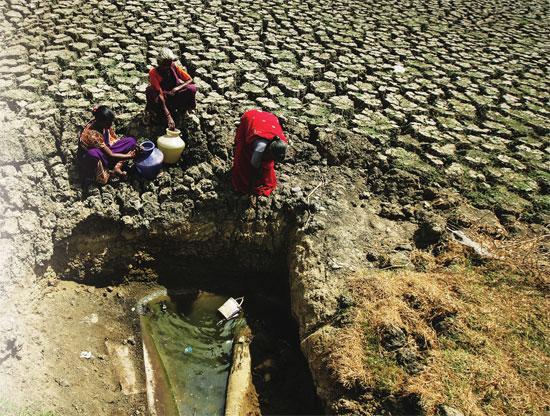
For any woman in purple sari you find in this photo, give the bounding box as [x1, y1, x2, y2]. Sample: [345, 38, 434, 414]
[78, 106, 137, 185]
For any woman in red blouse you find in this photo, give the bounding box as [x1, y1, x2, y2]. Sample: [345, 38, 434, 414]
[145, 48, 198, 129]
[232, 109, 289, 196]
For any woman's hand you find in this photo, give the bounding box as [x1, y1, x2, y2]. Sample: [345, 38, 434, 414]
[101, 145, 136, 160]
[167, 114, 176, 130]
[170, 81, 191, 95]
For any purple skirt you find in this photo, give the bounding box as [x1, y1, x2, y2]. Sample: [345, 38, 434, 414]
[146, 84, 197, 115]
[79, 136, 137, 184]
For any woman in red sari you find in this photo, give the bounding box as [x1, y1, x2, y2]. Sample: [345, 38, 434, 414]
[145, 48, 198, 129]
[232, 109, 289, 196]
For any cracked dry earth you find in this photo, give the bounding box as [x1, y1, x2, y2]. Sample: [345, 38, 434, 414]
[0, 0, 548, 415]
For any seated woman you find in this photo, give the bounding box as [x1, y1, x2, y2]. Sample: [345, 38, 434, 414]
[145, 48, 198, 129]
[78, 106, 137, 185]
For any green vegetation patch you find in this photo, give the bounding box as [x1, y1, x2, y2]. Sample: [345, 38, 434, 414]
[386, 147, 441, 182]
[464, 184, 531, 216]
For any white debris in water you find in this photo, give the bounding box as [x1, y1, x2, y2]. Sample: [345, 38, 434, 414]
[80, 351, 93, 359]
[393, 63, 406, 73]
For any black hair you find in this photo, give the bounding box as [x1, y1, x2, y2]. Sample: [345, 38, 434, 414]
[270, 136, 288, 162]
[92, 105, 115, 125]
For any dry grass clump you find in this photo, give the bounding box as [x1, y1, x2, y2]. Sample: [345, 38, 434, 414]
[439, 229, 549, 289]
[328, 265, 549, 415]
[328, 316, 372, 389]
[477, 232, 548, 288]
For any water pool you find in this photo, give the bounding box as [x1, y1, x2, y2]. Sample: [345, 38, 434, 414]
[141, 291, 246, 416]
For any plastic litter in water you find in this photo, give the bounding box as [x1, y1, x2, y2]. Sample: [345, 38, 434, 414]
[217, 297, 244, 320]
[184, 346, 193, 354]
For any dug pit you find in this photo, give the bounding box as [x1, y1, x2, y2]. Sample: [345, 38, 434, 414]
[50, 212, 322, 415]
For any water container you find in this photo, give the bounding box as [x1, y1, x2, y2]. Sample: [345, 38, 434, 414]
[135, 140, 164, 180]
[157, 128, 185, 164]
[217, 297, 244, 321]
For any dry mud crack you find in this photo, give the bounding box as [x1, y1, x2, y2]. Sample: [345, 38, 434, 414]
[0, 0, 548, 415]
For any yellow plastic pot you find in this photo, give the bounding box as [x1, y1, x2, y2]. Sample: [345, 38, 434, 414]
[157, 128, 185, 164]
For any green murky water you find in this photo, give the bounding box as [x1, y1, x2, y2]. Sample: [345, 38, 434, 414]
[141, 292, 245, 416]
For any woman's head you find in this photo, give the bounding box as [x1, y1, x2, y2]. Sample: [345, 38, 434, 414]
[92, 105, 115, 129]
[268, 136, 288, 163]
[157, 48, 177, 69]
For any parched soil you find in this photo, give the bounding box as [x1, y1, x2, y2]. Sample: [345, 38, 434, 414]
[0, 279, 155, 416]
[0, 0, 548, 414]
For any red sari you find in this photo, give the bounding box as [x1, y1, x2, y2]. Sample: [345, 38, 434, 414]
[232, 109, 288, 196]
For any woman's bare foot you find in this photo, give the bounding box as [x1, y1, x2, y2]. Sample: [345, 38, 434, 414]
[113, 164, 127, 178]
